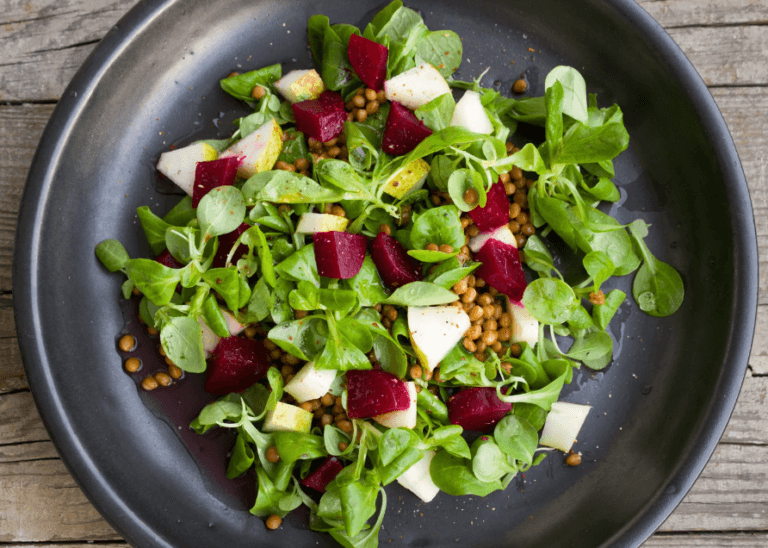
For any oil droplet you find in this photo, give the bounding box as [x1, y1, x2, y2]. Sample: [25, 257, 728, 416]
[641, 385, 653, 395]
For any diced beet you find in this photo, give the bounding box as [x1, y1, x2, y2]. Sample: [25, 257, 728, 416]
[468, 181, 510, 232]
[382, 101, 433, 155]
[370, 232, 422, 288]
[205, 336, 271, 395]
[301, 456, 344, 493]
[346, 370, 410, 418]
[475, 239, 527, 303]
[313, 231, 367, 279]
[347, 34, 388, 91]
[448, 387, 513, 432]
[292, 91, 346, 143]
[155, 249, 183, 269]
[212, 222, 250, 269]
[192, 157, 240, 208]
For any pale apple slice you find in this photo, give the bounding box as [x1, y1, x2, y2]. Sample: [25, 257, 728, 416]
[468, 224, 518, 253]
[384, 63, 451, 110]
[381, 158, 430, 199]
[397, 449, 440, 503]
[284, 362, 338, 403]
[220, 118, 282, 178]
[198, 318, 220, 357]
[157, 142, 218, 196]
[274, 69, 326, 103]
[295, 213, 349, 234]
[263, 401, 313, 433]
[408, 305, 471, 372]
[539, 402, 591, 453]
[450, 90, 492, 134]
[221, 308, 246, 335]
[506, 298, 539, 346]
[373, 382, 418, 429]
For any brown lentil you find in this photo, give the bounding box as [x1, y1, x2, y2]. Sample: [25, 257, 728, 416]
[483, 319, 498, 331]
[491, 341, 503, 353]
[147, 326, 159, 336]
[466, 324, 482, 340]
[118, 334, 136, 352]
[461, 287, 478, 304]
[141, 376, 159, 391]
[467, 275, 477, 287]
[425, 243, 439, 252]
[299, 401, 314, 413]
[522, 223, 536, 236]
[510, 166, 523, 180]
[264, 339, 278, 351]
[512, 78, 528, 93]
[497, 327, 512, 342]
[379, 223, 392, 235]
[266, 515, 282, 530]
[270, 349, 283, 361]
[463, 338, 477, 352]
[453, 278, 468, 294]
[352, 95, 366, 108]
[124, 357, 141, 373]
[438, 244, 454, 254]
[463, 188, 478, 205]
[589, 290, 606, 305]
[516, 234, 527, 248]
[266, 446, 280, 463]
[252, 85, 266, 100]
[281, 365, 295, 377]
[320, 414, 334, 427]
[168, 363, 184, 379]
[510, 343, 523, 357]
[474, 351, 488, 362]
[566, 453, 582, 466]
[422, 367, 433, 382]
[337, 420, 353, 434]
[338, 442, 349, 452]
[154, 372, 172, 387]
[481, 330, 498, 346]
[501, 362, 513, 374]
[321, 393, 335, 407]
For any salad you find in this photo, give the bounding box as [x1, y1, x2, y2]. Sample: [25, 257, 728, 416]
[95, 1, 685, 546]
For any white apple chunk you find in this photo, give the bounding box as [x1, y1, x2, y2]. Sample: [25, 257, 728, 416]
[374, 382, 417, 429]
[263, 401, 313, 433]
[397, 449, 440, 503]
[221, 308, 246, 336]
[408, 305, 471, 372]
[198, 308, 246, 357]
[295, 213, 349, 234]
[220, 118, 282, 178]
[274, 69, 325, 103]
[468, 224, 518, 253]
[384, 63, 451, 110]
[157, 142, 218, 195]
[381, 158, 430, 199]
[506, 298, 539, 346]
[284, 362, 338, 403]
[450, 90, 492, 134]
[539, 402, 591, 453]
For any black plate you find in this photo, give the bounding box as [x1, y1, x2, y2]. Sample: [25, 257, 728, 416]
[14, 0, 758, 547]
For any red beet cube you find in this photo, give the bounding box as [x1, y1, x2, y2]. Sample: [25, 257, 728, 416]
[348, 34, 388, 91]
[468, 181, 510, 232]
[192, 157, 240, 208]
[301, 456, 344, 493]
[205, 336, 271, 395]
[292, 91, 346, 143]
[212, 222, 250, 269]
[382, 101, 433, 155]
[475, 239, 527, 303]
[313, 231, 367, 279]
[448, 387, 512, 432]
[346, 370, 411, 418]
[370, 232, 422, 288]
[155, 249, 184, 269]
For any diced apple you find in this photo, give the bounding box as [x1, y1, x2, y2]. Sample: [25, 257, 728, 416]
[447, 387, 512, 432]
[157, 142, 218, 195]
[384, 63, 451, 110]
[199, 318, 220, 356]
[468, 181, 510, 233]
[468, 224, 518, 253]
[274, 69, 326, 103]
[397, 449, 440, 503]
[506, 298, 539, 346]
[381, 158, 430, 199]
[381, 101, 433, 156]
[346, 370, 411, 418]
[540, 402, 591, 453]
[475, 239, 527, 302]
[220, 118, 282, 179]
[313, 231, 368, 279]
[450, 90, 493, 134]
[284, 362, 338, 403]
[408, 305, 471, 372]
[374, 382, 417, 429]
[221, 308, 246, 336]
[295, 213, 349, 234]
[370, 232, 422, 288]
[205, 336, 271, 395]
[263, 401, 313, 433]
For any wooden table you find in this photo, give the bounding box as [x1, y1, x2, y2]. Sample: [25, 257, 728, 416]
[1, 1, 767, 546]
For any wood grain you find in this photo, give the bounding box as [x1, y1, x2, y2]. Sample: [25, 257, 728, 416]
[639, 0, 768, 27]
[644, 533, 768, 547]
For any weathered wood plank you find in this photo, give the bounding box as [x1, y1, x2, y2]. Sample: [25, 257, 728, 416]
[0, 457, 122, 542]
[0, 391, 50, 444]
[0, 0, 136, 102]
[644, 533, 768, 547]
[658, 444, 768, 531]
[638, 0, 768, 27]
[0, 339, 26, 394]
[0, 440, 57, 463]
